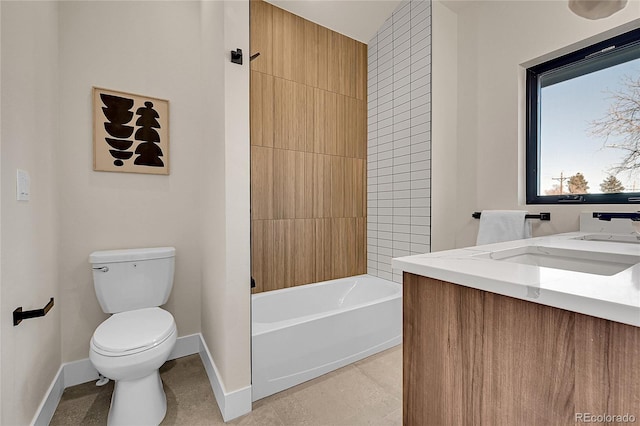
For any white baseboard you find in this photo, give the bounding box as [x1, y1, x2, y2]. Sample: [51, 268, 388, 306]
[31, 365, 65, 426]
[169, 332, 201, 360]
[30, 333, 251, 425]
[60, 332, 202, 389]
[198, 335, 252, 421]
[63, 357, 99, 388]
[222, 385, 252, 421]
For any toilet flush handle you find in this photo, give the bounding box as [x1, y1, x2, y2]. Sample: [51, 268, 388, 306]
[92, 266, 109, 273]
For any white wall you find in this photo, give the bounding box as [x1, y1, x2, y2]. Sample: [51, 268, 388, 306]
[58, 0, 204, 363]
[0, 0, 252, 421]
[0, 2, 61, 424]
[431, 1, 458, 251]
[266, 0, 402, 43]
[57, 0, 251, 403]
[0, 3, 3, 422]
[200, 0, 252, 394]
[367, 0, 433, 283]
[432, 0, 640, 250]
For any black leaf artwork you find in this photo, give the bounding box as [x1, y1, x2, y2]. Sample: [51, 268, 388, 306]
[134, 101, 164, 167]
[101, 94, 134, 166]
[104, 123, 134, 139]
[109, 150, 134, 160]
[105, 138, 134, 151]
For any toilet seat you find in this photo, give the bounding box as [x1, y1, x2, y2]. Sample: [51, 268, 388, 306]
[92, 307, 176, 357]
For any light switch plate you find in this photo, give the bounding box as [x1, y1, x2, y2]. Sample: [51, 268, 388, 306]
[16, 169, 30, 201]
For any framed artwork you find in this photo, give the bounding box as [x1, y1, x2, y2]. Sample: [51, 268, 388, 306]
[93, 87, 170, 175]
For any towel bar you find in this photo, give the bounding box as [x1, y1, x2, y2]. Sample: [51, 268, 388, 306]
[593, 212, 640, 221]
[472, 212, 551, 221]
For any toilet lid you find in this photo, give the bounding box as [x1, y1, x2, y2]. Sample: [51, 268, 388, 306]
[92, 307, 176, 355]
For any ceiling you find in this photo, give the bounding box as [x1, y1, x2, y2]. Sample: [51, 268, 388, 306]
[265, 0, 404, 43]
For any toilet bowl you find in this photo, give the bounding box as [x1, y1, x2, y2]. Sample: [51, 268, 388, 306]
[89, 247, 177, 425]
[90, 307, 177, 426]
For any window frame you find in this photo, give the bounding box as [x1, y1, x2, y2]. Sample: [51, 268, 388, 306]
[525, 27, 640, 205]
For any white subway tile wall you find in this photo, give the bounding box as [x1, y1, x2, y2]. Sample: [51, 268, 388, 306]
[367, 0, 431, 284]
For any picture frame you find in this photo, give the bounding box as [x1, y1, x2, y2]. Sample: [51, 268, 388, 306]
[93, 87, 170, 175]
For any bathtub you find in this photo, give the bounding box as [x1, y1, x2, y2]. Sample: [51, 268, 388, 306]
[251, 274, 402, 401]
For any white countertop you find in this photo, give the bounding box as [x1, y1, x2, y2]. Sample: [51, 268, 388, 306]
[392, 232, 640, 327]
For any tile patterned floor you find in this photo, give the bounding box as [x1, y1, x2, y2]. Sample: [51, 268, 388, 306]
[50, 345, 402, 425]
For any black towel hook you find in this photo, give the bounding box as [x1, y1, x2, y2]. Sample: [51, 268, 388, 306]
[231, 48, 243, 65]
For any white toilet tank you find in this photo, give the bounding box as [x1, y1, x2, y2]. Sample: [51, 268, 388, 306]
[90, 247, 175, 313]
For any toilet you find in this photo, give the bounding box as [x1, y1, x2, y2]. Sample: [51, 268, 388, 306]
[89, 247, 177, 426]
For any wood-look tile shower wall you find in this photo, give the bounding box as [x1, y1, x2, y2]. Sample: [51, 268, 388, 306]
[250, 0, 367, 293]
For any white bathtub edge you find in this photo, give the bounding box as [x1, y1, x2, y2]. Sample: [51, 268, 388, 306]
[252, 293, 401, 336]
[252, 275, 401, 335]
[251, 274, 372, 300]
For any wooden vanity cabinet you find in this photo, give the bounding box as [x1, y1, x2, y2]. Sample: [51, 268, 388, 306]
[403, 272, 640, 426]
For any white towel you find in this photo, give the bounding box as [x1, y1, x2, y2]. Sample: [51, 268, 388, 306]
[476, 210, 532, 245]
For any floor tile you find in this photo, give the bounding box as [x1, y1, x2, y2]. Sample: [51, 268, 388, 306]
[354, 345, 403, 400]
[50, 347, 402, 426]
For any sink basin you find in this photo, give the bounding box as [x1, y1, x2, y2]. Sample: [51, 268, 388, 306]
[572, 233, 640, 244]
[473, 246, 640, 276]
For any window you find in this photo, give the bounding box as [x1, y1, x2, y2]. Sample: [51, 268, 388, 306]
[526, 28, 640, 204]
